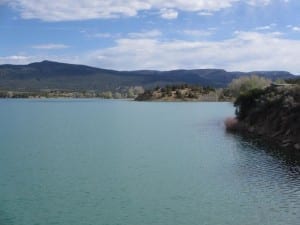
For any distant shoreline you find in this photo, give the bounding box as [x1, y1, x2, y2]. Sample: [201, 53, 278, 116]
[0, 85, 234, 102]
[134, 84, 232, 102]
[0, 96, 232, 102]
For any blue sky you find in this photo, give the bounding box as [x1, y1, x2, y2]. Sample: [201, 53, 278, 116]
[1, 0, 300, 73]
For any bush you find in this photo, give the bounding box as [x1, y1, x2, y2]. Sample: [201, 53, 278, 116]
[234, 88, 265, 120]
[228, 75, 271, 97]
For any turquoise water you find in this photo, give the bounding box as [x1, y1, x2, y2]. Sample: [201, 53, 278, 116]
[0, 99, 299, 225]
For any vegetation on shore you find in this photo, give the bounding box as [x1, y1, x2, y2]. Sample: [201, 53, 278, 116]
[0, 86, 144, 99]
[227, 75, 271, 97]
[135, 84, 228, 101]
[226, 76, 300, 152]
[134, 75, 295, 102]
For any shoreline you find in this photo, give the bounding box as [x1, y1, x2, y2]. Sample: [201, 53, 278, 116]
[225, 85, 300, 155]
[0, 96, 233, 102]
[0, 97, 233, 104]
[226, 119, 300, 156]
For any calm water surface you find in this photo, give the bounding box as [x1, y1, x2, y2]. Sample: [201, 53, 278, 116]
[0, 99, 299, 225]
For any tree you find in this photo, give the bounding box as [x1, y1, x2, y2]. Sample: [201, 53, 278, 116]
[114, 92, 122, 99]
[176, 90, 183, 98]
[274, 79, 286, 84]
[127, 88, 135, 98]
[228, 75, 271, 97]
[133, 86, 144, 95]
[101, 91, 113, 99]
[234, 88, 265, 120]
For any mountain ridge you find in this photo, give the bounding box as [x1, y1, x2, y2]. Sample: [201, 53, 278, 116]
[0, 60, 296, 92]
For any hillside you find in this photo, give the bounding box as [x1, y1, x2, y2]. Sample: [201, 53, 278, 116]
[0, 60, 296, 92]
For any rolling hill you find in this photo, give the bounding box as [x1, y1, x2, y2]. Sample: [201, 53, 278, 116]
[0, 60, 296, 92]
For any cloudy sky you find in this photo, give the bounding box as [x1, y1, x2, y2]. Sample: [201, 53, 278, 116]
[1, 0, 300, 73]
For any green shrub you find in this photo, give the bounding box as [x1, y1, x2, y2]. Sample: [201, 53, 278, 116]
[228, 75, 271, 97]
[234, 88, 265, 120]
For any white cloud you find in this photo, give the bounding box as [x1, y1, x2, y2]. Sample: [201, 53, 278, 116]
[83, 31, 300, 74]
[255, 25, 271, 30]
[183, 29, 212, 37]
[32, 44, 69, 50]
[8, 0, 151, 21]
[85, 32, 121, 39]
[128, 29, 162, 38]
[89, 33, 114, 38]
[287, 25, 300, 32]
[6, 0, 272, 21]
[255, 23, 276, 30]
[0, 54, 81, 65]
[198, 11, 213, 16]
[160, 8, 178, 20]
[3, 31, 300, 74]
[247, 0, 271, 6]
[0, 55, 32, 64]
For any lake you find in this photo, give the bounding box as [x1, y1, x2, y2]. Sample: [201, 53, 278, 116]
[0, 99, 299, 225]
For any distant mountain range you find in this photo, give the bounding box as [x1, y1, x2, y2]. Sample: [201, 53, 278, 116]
[0, 60, 296, 91]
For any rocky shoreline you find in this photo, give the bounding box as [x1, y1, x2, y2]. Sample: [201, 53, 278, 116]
[226, 84, 300, 154]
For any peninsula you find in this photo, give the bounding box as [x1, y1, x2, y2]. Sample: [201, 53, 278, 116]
[226, 81, 300, 153]
[135, 84, 225, 101]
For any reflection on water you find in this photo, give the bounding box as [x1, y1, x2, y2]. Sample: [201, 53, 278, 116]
[225, 132, 300, 220]
[0, 100, 299, 225]
[227, 132, 300, 170]
[0, 210, 14, 225]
